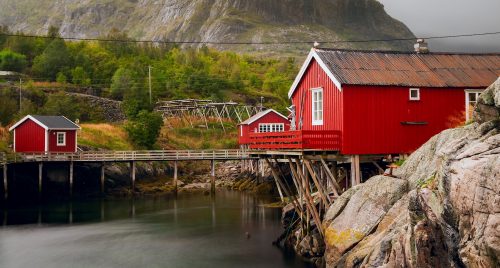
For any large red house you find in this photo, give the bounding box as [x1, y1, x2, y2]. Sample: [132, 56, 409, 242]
[9, 115, 80, 153]
[241, 48, 500, 155]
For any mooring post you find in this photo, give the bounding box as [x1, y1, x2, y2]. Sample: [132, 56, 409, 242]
[69, 161, 74, 197]
[100, 162, 105, 194]
[130, 161, 136, 191]
[210, 160, 215, 194]
[3, 164, 7, 200]
[38, 162, 43, 198]
[173, 161, 178, 192]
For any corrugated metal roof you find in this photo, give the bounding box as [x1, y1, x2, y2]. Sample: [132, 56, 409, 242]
[314, 49, 500, 88]
[31, 115, 80, 129]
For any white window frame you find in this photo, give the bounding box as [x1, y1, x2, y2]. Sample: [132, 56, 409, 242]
[465, 89, 483, 122]
[311, 88, 323, 126]
[257, 123, 285, 133]
[56, 132, 66, 146]
[409, 88, 420, 101]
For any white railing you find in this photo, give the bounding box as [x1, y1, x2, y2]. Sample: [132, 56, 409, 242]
[7, 149, 252, 163]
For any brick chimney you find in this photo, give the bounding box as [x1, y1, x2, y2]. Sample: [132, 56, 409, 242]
[414, 39, 429, 53]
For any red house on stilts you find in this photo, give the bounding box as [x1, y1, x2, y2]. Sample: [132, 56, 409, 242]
[9, 115, 81, 153]
[239, 45, 499, 182]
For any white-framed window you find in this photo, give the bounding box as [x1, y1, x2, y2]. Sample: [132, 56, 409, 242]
[258, 123, 284, 133]
[311, 88, 323, 125]
[465, 90, 483, 121]
[409, 88, 420, 101]
[56, 132, 66, 146]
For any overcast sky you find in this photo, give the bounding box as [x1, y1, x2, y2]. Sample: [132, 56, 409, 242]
[377, 0, 500, 52]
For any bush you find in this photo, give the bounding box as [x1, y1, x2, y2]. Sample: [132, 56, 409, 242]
[125, 110, 163, 149]
[0, 49, 27, 72]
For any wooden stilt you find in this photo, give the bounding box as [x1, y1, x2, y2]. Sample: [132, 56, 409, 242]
[296, 160, 324, 237]
[100, 162, 105, 194]
[174, 161, 178, 192]
[266, 158, 301, 213]
[350, 155, 361, 186]
[3, 164, 7, 200]
[210, 160, 215, 194]
[130, 161, 136, 191]
[304, 160, 331, 206]
[265, 158, 284, 202]
[38, 162, 43, 198]
[69, 161, 74, 197]
[319, 158, 340, 196]
[372, 161, 384, 174]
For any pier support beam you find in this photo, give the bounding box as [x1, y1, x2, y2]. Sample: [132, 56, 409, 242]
[210, 160, 215, 194]
[3, 164, 7, 200]
[69, 161, 74, 197]
[350, 155, 361, 186]
[173, 161, 178, 192]
[100, 162, 105, 194]
[130, 161, 136, 191]
[38, 162, 43, 198]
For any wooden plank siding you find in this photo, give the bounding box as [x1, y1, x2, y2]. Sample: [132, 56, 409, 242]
[14, 119, 46, 153]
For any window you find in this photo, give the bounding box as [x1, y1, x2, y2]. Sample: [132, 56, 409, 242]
[258, 123, 284, 133]
[312, 88, 323, 125]
[465, 90, 482, 121]
[409, 88, 420, 101]
[57, 132, 66, 146]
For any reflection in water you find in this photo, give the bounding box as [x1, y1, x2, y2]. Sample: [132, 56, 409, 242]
[0, 191, 312, 268]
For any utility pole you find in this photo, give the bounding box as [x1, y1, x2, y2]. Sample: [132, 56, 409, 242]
[19, 78, 22, 112]
[148, 66, 152, 105]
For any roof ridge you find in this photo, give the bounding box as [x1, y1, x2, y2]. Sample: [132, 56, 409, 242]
[315, 47, 500, 56]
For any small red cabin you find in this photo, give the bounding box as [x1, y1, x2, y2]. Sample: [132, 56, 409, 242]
[242, 48, 500, 154]
[9, 115, 80, 153]
[238, 109, 290, 147]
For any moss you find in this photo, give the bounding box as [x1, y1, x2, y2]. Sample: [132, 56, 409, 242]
[325, 227, 365, 248]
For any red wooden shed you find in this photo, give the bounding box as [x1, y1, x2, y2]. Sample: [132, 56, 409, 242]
[238, 109, 290, 146]
[243, 48, 500, 154]
[9, 115, 80, 153]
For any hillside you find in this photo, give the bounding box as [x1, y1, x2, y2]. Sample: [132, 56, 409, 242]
[0, 0, 416, 55]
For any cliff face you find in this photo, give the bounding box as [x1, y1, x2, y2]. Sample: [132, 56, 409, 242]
[323, 78, 500, 267]
[0, 0, 415, 55]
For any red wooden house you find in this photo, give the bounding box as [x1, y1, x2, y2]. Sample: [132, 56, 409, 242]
[238, 109, 290, 146]
[241, 48, 499, 155]
[9, 115, 80, 153]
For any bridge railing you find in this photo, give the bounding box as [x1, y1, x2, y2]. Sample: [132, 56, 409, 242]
[6, 149, 252, 163]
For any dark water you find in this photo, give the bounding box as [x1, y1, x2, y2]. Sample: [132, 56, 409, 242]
[0, 191, 311, 268]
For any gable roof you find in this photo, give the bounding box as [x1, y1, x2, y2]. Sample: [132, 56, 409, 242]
[288, 48, 500, 98]
[9, 115, 80, 131]
[239, 109, 288, 125]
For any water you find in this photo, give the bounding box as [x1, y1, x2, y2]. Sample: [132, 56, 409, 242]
[0, 191, 311, 268]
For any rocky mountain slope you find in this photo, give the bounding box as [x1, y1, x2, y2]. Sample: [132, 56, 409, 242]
[0, 0, 415, 55]
[323, 78, 500, 267]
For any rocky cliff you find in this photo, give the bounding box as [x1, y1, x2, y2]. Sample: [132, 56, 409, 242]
[323, 78, 500, 267]
[0, 0, 415, 55]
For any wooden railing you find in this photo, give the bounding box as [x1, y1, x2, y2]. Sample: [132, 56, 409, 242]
[4, 150, 252, 163]
[248, 130, 341, 150]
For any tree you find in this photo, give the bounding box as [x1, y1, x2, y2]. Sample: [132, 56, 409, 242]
[41, 93, 80, 121]
[71, 66, 91, 86]
[0, 49, 27, 72]
[0, 91, 18, 126]
[32, 38, 71, 80]
[125, 110, 163, 149]
[110, 67, 134, 100]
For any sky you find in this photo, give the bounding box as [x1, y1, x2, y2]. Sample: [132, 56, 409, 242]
[377, 0, 500, 52]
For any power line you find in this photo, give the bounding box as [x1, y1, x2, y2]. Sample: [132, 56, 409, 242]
[0, 31, 499, 45]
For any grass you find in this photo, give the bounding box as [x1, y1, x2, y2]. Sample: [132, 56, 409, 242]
[79, 123, 134, 150]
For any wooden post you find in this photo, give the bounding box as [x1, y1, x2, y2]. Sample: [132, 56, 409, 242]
[173, 161, 178, 192]
[266, 158, 302, 214]
[100, 162, 105, 194]
[38, 162, 43, 198]
[304, 160, 331, 206]
[296, 160, 324, 237]
[319, 158, 340, 196]
[3, 164, 7, 200]
[350, 155, 361, 186]
[210, 160, 215, 194]
[69, 161, 74, 197]
[130, 161, 136, 191]
[265, 158, 285, 203]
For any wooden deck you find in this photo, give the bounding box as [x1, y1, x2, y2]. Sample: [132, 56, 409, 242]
[247, 130, 342, 150]
[1, 150, 253, 164]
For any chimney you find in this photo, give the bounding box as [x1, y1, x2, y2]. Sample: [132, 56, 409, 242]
[414, 39, 429, 53]
[313, 41, 320, 48]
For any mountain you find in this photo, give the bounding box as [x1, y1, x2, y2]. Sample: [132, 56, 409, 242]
[0, 0, 416, 56]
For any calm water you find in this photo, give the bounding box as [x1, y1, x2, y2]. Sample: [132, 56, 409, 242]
[0, 191, 311, 268]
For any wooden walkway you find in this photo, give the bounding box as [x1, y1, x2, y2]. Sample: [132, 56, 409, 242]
[0, 150, 253, 164]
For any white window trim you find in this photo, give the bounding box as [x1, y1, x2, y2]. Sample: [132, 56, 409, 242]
[311, 88, 323, 126]
[409, 88, 420, 101]
[56, 132, 66, 146]
[465, 89, 483, 122]
[257, 123, 285, 133]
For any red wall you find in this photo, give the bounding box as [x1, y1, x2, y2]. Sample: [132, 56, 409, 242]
[342, 85, 467, 154]
[291, 59, 343, 133]
[239, 112, 290, 144]
[14, 119, 46, 153]
[48, 130, 77, 153]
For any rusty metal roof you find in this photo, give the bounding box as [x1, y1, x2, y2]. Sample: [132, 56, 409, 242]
[314, 48, 500, 88]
